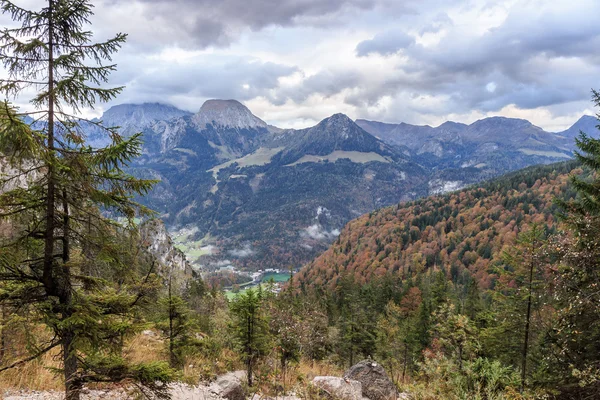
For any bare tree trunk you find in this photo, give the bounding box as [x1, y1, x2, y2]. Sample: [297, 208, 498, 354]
[0, 306, 6, 365]
[402, 343, 408, 383]
[281, 358, 286, 395]
[42, 0, 57, 300]
[61, 185, 80, 400]
[521, 249, 535, 392]
[247, 312, 254, 387]
[168, 277, 176, 368]
[63, 328, 80, 400]
[247, 358, 253, 387]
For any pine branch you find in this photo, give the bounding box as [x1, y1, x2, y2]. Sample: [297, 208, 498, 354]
[0, 341, 59, 373]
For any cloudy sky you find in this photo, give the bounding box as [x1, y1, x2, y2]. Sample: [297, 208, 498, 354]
[2, 0, 600, 130]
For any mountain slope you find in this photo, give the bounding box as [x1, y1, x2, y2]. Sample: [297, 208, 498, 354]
[555, 115, 598, 140]
[85, 100, 595, 273]
[294, 160, 580, 289]
[356, 115, 593, 193]
[86, 103, 192, 148]
[127, 104, 429, 271]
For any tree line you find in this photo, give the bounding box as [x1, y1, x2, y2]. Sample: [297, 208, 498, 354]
[0, 0, 599, 399]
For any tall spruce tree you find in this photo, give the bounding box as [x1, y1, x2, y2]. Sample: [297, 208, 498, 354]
[552, 89, 600, 395]
[0, 1, 174, 398]
[229, 288, 270, 387]
[499, 224, 548, 391]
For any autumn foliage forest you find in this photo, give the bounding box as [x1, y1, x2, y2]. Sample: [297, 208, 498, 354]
[0, 0, 599, 397]
[296, 160, 579, 288]
[289, 157, 600, 398]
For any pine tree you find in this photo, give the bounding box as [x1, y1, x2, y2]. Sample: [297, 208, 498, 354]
[0, 1, 174, 398]
[499, 224, 548, 391]
[229, 288, 270, 387]
[265, 293, 302, 394]
[552, 89, 600, 394]
[157, 278, 201, 369]
[376, 296, 421, 384]
[432, 303, 479, 371]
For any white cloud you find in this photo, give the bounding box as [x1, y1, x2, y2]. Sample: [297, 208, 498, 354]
[301, 224, 341, 240]
[1, 0, 598, 131]
[228, 243, 255, 258]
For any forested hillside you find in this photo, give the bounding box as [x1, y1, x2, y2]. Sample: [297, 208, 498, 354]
[1, 0, 600, 399]
[295, 160, 579, 289]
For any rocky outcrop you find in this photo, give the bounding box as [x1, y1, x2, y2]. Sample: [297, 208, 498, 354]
[209, 371, 247, 400]
[0, 157, 41, 193]
[139, 218, 194, 289]
[192, 99, 268, 130]
[344, 360, 397, 400]
[312, 376, 364, 400]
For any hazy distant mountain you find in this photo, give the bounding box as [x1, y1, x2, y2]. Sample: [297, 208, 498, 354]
[86, 103, 192, 148]
[356, 115, 594, 193]
[555, 115, 598, 140]
[83, 100, 596, 271]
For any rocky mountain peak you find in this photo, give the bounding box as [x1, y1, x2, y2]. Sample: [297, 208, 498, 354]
[192, 99, 268, 129]
[558, 114, 598, 138]
[437, 121, 467, 130]
[324, 113, 355, 125]
[471, 116, 533, 128]
[316, 113, 365, 139]
[100, 103, 191, 128]
[139, 219, 194, 289]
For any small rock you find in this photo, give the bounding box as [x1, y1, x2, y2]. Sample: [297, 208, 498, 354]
[312, 376, 363, 400]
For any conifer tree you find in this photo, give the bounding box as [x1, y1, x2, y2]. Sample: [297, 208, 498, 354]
[229, 288, 270, 386]
[498, 224, 547, 391]
[376, 296, 420, 384]
[0, 1, 174, 398]
[553, 89, 600, 394]
[157, 277, 201, 369]
[432, 303, 479, 371]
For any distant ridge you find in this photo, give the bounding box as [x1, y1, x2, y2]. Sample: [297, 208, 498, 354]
[192, 99, 268, 129]
[80, 99, 597, 271]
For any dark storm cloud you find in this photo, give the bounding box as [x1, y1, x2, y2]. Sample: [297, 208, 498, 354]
[84, 0, 599, 127]
[355, 29, 414, 57]
[109, 0, 385, 48]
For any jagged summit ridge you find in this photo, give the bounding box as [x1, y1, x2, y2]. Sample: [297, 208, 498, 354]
[192, 99, 268, 129]
[99, 102, 191, 128]
[318, 113, 357, 138]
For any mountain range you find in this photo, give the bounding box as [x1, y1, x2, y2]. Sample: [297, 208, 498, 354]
[85, 99, 597, 271]
[293, 161, 578, 290]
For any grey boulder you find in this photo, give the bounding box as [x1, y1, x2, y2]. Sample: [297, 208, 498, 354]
[210, 371, 247, 400]
[312, 376, 364, 400]
[344, 360, 397, 400]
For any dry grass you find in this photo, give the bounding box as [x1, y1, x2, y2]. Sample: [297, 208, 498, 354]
[0, 349, 63, 392]
[0, 322, 62, 391]
[123, 330, 165, 364]
[0, 329, 168, 393]
[296, 359, 343, 382]
[0, 325, 342, 397]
